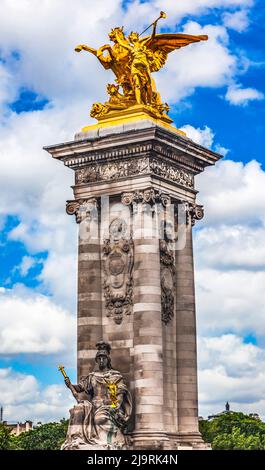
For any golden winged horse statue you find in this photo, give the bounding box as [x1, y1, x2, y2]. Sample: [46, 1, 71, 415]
[75, 12, 208, 121]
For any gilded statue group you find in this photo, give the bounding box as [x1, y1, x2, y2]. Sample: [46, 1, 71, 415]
[75, 12, 208, 120]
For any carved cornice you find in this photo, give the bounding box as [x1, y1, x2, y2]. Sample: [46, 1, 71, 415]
[63, 139, 205, 175]
[64, 143, 153, 168]
[122, 188, 170, 207]
[66, 198, 98, 224]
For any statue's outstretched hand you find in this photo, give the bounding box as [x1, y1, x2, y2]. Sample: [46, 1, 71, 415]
[75, 45, 83, 52]
[64, 377, 71, 388]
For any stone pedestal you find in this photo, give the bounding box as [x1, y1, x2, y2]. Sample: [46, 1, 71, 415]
[45, 118, 221, 450]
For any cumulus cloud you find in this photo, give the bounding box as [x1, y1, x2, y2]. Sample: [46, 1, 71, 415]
[180, 124, 229, 155]
[196, 159, 265, 226]
[198, 334, 265, 418]
[181, 124, 215, 148]
[0, 106, 79, 308]
[16, 255, 37, 277]
[223, 9, 250, 32]
[195, 224, 265, 271]
[0, 63, 15, 111]
[0, 0, 123, 106]
[225, 83, 264, 105]
[0, 368, 73, 423]
[123, 0, 254, 30]
[196, 268, 265, 338]
[156, 21, 237, 103]
[0, 287, 75, 355]
[194, 159, 265, 341]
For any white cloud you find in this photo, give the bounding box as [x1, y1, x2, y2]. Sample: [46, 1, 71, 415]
[198, 334, 265, 419]
[195, 161, 265, 340]
[0, 63, 15, 111]
[16, 255, 37, 277]
[195, 224, 265, 270]
[181, 124, 214, 148]
[223, 9, 250, 32]
[196, 159, 265, 226]
[0, 368, 73, 423]
[196, 268, 265, 338]
[157, 21, 237, 103]
[38, 252, 77, 310]
[0, 106, 79, 308]
[225, 83, 264, 105]
[0, 287, 75, 355]
[0, 0, 123, 106]
[214, 143, 229, 156]
[123, 0, 254, 30]
[180, 124, 229, 155]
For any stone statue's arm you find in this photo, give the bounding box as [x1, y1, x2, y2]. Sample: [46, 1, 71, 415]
[64, 377, 84, 403]
[72, 384, 84, 393]
[64, 377, 83, 392]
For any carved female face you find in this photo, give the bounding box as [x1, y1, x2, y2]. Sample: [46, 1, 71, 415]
[96, 354, 109, 371]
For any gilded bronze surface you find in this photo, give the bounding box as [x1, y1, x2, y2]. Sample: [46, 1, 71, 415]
[75, 12, 208, 121]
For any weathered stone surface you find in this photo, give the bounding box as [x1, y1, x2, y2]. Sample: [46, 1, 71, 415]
[44, 121, 222, 450]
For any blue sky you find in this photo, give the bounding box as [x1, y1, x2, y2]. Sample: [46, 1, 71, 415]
[0, 0, 265, 423]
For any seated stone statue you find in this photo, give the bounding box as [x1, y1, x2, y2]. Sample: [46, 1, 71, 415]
[61, 341, 132, 450]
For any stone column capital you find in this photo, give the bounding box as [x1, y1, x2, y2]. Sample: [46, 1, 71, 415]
[188, 202, 204, 226]
[66, 198, 99, 224]
[121, 187, 170, 208]
[177, 201, 204, 226]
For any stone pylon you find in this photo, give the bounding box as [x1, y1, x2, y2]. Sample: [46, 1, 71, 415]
[45, 118, 221, 449]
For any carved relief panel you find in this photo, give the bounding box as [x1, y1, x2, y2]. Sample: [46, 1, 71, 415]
[103, 218, 134, 325]
[160, 239, 176, 325]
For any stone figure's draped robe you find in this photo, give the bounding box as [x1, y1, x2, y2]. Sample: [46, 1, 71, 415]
[61, 369, 132, 450]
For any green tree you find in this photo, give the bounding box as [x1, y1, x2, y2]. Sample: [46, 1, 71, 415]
[14, 419, 68, 450]
[0, 423, 12, 450]
[213, 427, 265, 450]
[199, 412, 265, 450]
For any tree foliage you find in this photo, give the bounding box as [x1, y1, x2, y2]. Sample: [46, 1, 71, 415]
[0, 423, 12, 450]
[16, 419, 68, 450]
[199, 412, 265, 450]
[0, 419, 68, 450]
